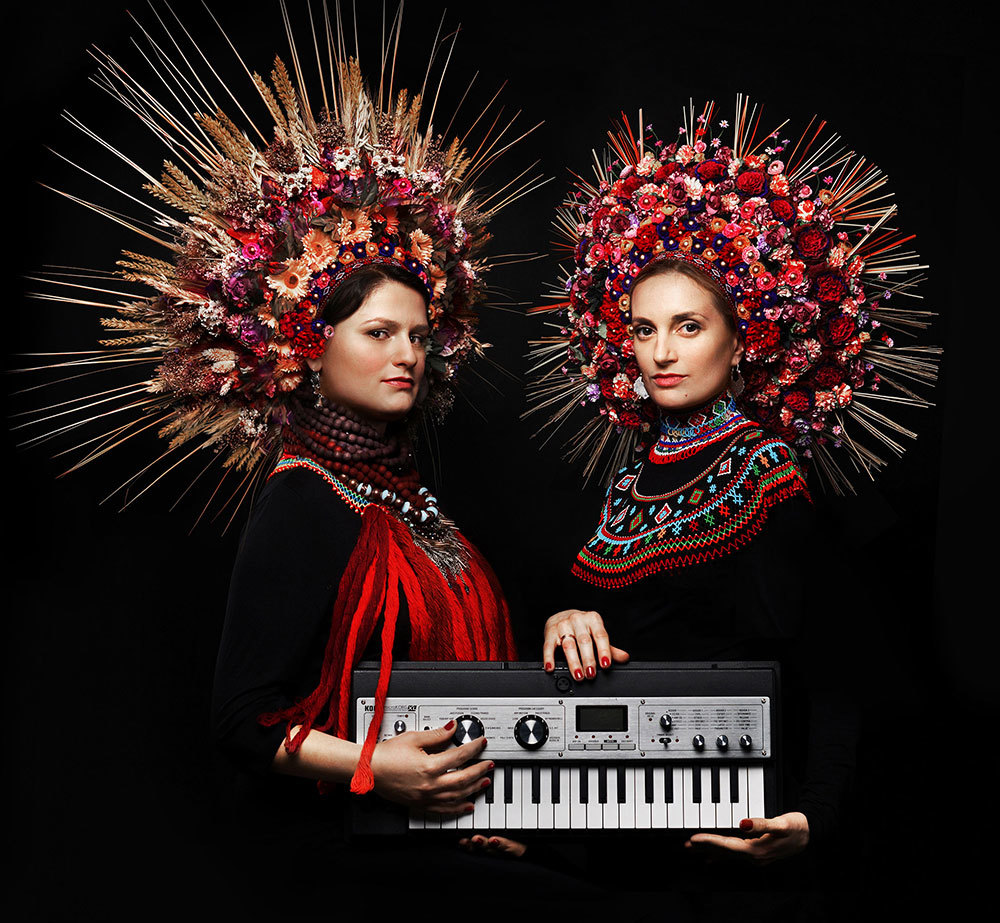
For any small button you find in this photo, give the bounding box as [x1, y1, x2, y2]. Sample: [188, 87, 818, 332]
[618, 743, 636, 750]
[601, 742, 619, 750]
[568, 743, 586, 751]
[584, 742, 603, 750]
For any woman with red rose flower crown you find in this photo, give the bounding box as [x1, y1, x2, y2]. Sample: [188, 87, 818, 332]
[525, 100, 936, 904]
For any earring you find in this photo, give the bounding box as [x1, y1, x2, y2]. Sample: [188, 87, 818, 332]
[310, 368, 325, 408]
[730, 363, 745, 398]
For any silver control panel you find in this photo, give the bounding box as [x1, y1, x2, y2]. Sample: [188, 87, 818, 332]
[355, 695, 771, 759]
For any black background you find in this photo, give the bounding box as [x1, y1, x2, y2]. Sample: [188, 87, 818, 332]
[5, 1, 989, 916]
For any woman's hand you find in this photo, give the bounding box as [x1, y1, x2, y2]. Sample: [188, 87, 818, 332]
[458, 834, 527, 859]
[542, 609, 629, 681]
[685, 812, 810, 865]
[370, 721, 493, 815]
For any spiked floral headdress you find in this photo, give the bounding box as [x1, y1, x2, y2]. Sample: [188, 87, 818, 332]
[21, 3, 540, 517]
[529, 98, 939, 491]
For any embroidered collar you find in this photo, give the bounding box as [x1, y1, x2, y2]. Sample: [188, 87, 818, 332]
[650, 393, 745, 463]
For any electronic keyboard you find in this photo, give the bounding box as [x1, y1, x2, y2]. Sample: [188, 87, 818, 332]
[350, 661, 780, 835]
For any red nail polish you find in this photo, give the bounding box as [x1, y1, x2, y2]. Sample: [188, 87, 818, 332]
[445, 719, 455, 730]
[740, 818, 753, 831]
[574, 669, 583, 680]
[481, 778, 491, 788]
[488, 761, 495, 769]
[587, 666, 596, 678]
[545, 662, 553, 671]
[601, 656, 610, 669]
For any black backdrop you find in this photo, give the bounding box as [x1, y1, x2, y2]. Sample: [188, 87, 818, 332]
[5, 1, 988, 917]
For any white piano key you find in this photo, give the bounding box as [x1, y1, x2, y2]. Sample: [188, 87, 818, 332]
[619, 766, 636, 829]
[747, 766, 765, 820]
[408, 810, 424, 830]
[667, 766, 684, 829]
[569, 765, 586, 829]
[506, 766, 524, 829]
[602, 766, 619, 829]
[521, 767, 538, 829]
[586, 766, 602, 829]
[553, 767, 571, 829]
[733, 765, 749, 824]
[633, 766, 651, 829]
[651, 766, 667, 827]
[717, 767, 733, 829]
[682, 766, 699, 828]
[439, 807, 458, 830]
[473, 779, 491, 829]
[537, 766, 554, 829]
[422, 809, 442, 830]
[698, 766, 716, 829]
[488, 765, 506, 829]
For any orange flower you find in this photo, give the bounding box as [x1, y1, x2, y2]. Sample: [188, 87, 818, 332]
[267, 257, 312, 300]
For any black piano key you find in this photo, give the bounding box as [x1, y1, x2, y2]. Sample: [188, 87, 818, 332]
[711, 766, 721, 804]
[664, 765, 673, 802]
[504, 764, 513, 804]
[644, 765, 654, 803]
[579, 766, 588, 803]
[485, 768, 494, 804]
[551, 766, 561, 804]
[730, 764, 740, 803]
[531, 765, 541, 804]
[617, 765, 628, 804]
[597, 765, 607, 804]
[691, 766, 702, 803]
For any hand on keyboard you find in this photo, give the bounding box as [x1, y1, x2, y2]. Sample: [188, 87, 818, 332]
[542, 609, 630, 680]
[684, 811, 810, 865]
[369, 721, 493, 815]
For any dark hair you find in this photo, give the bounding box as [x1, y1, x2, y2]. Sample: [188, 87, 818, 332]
[632, 258, 737, 334]
[318, 261, 431, 326]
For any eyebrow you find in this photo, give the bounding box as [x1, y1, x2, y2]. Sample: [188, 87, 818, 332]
[631, 310, 707, 325]
[362, 317, 431, 334]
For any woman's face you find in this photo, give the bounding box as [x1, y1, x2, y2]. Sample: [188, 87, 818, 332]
[307, 279, 429, 430]
[631, 271, 743, 414]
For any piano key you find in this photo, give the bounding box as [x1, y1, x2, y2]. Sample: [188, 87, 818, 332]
[578, 766, 588, 803]
[569, 764, 586, 828]
[711, 766, 721, 804]
[691, 766, 702, 803]
[586, 767, 602, 829]
[439, 808, 458, 830]
[664, 764, 674, 802]
[488, 764, 506, 829]
[531, 765, 541, 804]
[506, 765, 524, 829]
[457, 795, 475, 829]
[602, 766, 619, 829]
[716, 767, 733, 829]
[485, 770, 495, 804]
[667, 767, 685, 828]
[537, 764, 554, 829]
[748, 766, 765, 820]
[597, 766, 608, 805]
[644, 765, 654, 804]
[730, 763, 740, 804]
[555, 767, 571, 829]
[633, 766, 651, 829]
[521, 766, 538, 830]
[619, 766, 636, 829]
[699, 766, 716, 829]
[650, 766, 667, 827]
[503, 764, 514, 804]
[732, 765, 749, 825]
[473, 778, 491, 829]
[682, 767, 699, 827]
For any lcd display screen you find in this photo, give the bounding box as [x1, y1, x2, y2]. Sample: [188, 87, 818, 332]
[576, 705, 628, 732]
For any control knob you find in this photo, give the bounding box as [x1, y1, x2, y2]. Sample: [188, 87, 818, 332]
[452, 715, 485, 746]
[659, 714, 673, 731]
[716, 735, 729, 751]
[692, 734, 705, 750]
[740, 734, 753, 751]
[514, 714, 549, 750]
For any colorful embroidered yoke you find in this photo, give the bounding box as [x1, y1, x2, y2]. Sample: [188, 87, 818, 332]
[260, 455, 517, 793]
[574, 396, 809, 588]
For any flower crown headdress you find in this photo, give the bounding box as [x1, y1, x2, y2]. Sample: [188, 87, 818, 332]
[529, 97, 939, 492]
[20, 2, 541, 521]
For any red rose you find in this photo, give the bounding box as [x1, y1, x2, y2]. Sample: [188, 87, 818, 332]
[744, 320, 782, 359]
[696, 161, 725, 182]
[813, 272, 848, 304]
[813, 364, 844, 387]
[784, 389, 812, 413]
[770, 198, 794, 223]
[635, 225, 658, 249]
[735, 171, 767, 196]
[795, 227, 830, 264]
[822, 314, 856, 345]
[622, 175, 643, 194]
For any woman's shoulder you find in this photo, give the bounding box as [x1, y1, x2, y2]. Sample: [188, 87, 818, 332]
[248, 459, 366, 537]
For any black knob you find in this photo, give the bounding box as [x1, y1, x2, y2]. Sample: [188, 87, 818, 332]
[692, 735, 705, 750]
[393, 719, 407, 735]
[716, 735, 729, 750]
[514, 714, 549, 750]
[452, 715, 485, 746]
[659, 714, 673, 731]
[739, 734, 753, 751]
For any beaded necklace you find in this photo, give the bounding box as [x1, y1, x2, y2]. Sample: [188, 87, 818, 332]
[649, 392, 746, 464]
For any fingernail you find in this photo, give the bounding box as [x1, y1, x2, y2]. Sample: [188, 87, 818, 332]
[488, 761, 495, 770]
[740, 818, 753, 831]
[601, 656, 610, 669]
[481, 778, 491, 788]
[574, 669, 583, 680]
[544, 662, 553, 671]
[445, 719, 455, 730]
[586, 666, 596, 678]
